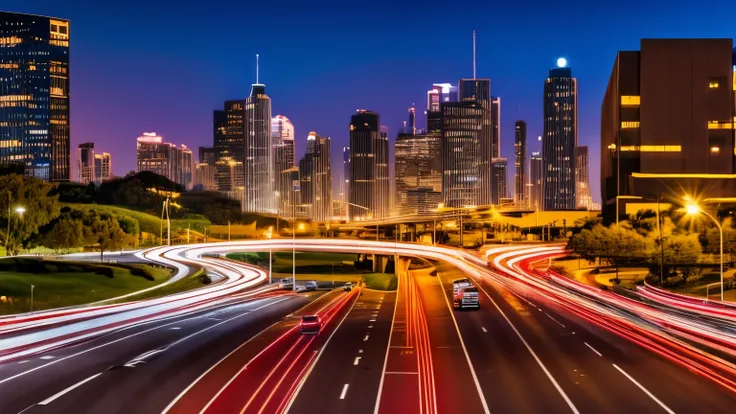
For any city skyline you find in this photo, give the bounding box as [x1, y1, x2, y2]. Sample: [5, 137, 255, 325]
[6, 1, 736, 204]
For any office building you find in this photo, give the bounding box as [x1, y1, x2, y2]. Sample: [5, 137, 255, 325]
[215, 155, 244, 205]
[95, 151, 111, 183]
[542, 60, 578, 210]
[427, 83, 457, 112]
[272, 115, 296, 216]
[575, 146, 592, 210]
[243, 82, 274, 213]
[77, 143, 95, 185]
[406, 189, 442, 214]
[456, 78, 493, 206]
[491, 96, 501, 158]
[348, 110, 389, 220]
[529, 152, 543, 210]
[491, 158, 508, 205]
[136, 132, 193, 189]
[194, 162, 216, 191]
[602, 39, 736, 216]
[212, 110, 228, 159]
[394, 133, 442, 214]
[298, 132, 332, 222]
[341, 146, 350, 217]
[220, 100, 245, 162]
[198, 147, 217, 166]
[0, 12, 70, 181]
[514, 121, 527, 204]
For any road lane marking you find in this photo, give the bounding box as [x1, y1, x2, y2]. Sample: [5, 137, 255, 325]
[385, 371, 418, 375]
[39, 356, 55, 360]
[359, 349, 363, 353]
[473, 278, 579, 414]
[283, 290, 362, 413]
[170, 327, 181, 330]
[545, 313, 566, 328]
[17, 360, 29, 364]
[369, 325, 374, 329]
[584, 342, 602, 357]
[436, 274, 491, 414]
[38, 373, 102, 405]
[354, 357, 361, 366]
[612, 364, 675, 414]
[374, 291, 400, 414]
[340, 384, 349, 399]
[369, 319, 376, 322]
[481, 327, 487, 333]
[363, 334, 370, 341]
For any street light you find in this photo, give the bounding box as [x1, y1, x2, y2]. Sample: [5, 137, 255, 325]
[5, 197, 25, 256]
[685, 202, 724, 302]
[266, 226, 273, 284]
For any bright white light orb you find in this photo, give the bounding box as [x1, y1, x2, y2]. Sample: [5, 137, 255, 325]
[557, 57, 567, 68]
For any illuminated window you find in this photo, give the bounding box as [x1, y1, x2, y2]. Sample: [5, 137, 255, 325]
[708, 121, 735, 130]
[619, 145, 681, 152]
[621, 121, 640, 129]
[620, 96, 640, 106]
[711, 146, 720, 153]
[709, 81, 719, 88]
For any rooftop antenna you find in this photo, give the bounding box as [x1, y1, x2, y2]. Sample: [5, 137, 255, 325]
[256, 54, 260, 84]
[472, 30, 477, 80]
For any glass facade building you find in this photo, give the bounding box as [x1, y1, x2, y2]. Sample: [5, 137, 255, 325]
[441, 101, 485, 207]
[394, 133, 441, 214]
[491, 157, 508, 205]
[458, 78, 493, 206]
[243, 84, 274, 213]
[272, 115, 296, 217]
[0, 12, 70, 181]
[514, 120, 527, 204]
[348, 110, 389, 220]
[298, 132, 332, 222]
[542, 66, 578, 210]
[529, 152, 543, 211]
[136, 132, 193, 189]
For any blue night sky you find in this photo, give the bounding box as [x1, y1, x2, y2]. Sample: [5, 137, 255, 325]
[6, 0, 736, 202]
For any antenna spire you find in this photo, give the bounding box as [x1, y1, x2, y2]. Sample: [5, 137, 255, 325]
[256, 54, 260, 84]
[472, 30, 477, 79]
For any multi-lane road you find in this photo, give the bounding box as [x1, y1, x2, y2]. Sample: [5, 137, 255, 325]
[1, 240, 735, 413]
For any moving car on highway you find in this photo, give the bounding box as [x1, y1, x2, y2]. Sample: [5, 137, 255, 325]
[280, 278, 294, 290]
[452, 278, 479, 310]
[344, 282, 353, 291]
[305, 281, 318, 291]
[300, 315, 322, 334]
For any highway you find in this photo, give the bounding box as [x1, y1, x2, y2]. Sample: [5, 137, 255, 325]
[1, 239, 735, 413]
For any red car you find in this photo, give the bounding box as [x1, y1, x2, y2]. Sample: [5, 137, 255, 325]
[300, 315, 322, 335]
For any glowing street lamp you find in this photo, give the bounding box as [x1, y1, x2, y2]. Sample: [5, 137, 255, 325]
[266, 226, 273, 284]
[685, 201, 724, 301]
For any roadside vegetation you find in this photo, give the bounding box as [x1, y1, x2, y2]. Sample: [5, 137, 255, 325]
[0, 258, 174, 315]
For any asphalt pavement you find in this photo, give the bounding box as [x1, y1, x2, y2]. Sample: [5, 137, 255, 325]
[0, 291, 323, 414]
[288, 289, 397, 414]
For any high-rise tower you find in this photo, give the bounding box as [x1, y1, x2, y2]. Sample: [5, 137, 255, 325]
[272, 115, 295, 216]
[514, 120, 527, 204]
[348, 110, 389, 220]
[542, 59, 578, 210]
[299, 132, 332, 222]
[0, 12, 70, 181]
[243, 55, 275, 213]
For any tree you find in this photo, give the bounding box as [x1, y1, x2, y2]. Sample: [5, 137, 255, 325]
[39, 213, 85, 253]
[84, 213, 136, 261]
[0, 174, 60, 255]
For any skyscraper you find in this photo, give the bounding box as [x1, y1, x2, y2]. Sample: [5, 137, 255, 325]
[348, 110, 389, 220]
[136, 132, 193, 189]
[0, 12, 70, 181]
[95, 151, 111, 183]
[342, 146, 350, 217]
[491, 158, 508, 205]
[77, 143, 95, 185]
[394, 132, 441, 214]
[215, 155, 244, 205]
[529, 152, 543, 210]
[298, 132, 332, 222]
[491, 96, 501, 158]
[602, 39, 736, 216]
[243, 81, 274, 213]
[575, 146, 592, 210]
[198, 147, 216, 166]
[272, 115, 296, 217]
[427, 83, 458, 112]
[514, 121, 527, 204]
[212, 110, 228, 159]
[441, 101, 485, 207]
[222, 100, 245, 162]
[194, 162, 216, 191]
[542, 60, 578, 210]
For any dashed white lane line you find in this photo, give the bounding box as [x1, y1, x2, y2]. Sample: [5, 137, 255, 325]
[368, 325, 374, 329]
[613, 364, 675, 414]
[481, 327, 488, 333]
[545, 313, 566, 328]
[38, 373, 102, 405]
[339, 384, 349, 399]
[369, 319, 376, 322]
[39, 356, 55, 360]
[584, 342, 602, 357]
[17, 360, 30, 364]
[170, 327, 181, 330]
[354, 356, 361, 366]
[363, 334, 370, 341]
[358, 349, 363, 354]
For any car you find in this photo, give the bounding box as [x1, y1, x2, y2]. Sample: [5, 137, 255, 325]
[344, 282, 353, 291]
[280, 278, 294, 290]
[305, 281, 318, 291]
[453, 286, 480, 310]
[300, 315, 322, 335]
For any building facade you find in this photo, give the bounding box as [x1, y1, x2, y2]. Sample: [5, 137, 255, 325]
[77, 143, 95, 185]
[94, 151, 111, 183]
[601, 39, 736, 216]
[542, 64, 578, 210]
[298, 132, 332, 222]
[272, 115, 296, 217]
[514, 120, 527, 204]
[394, 133, 442, 214]
[243, 84, 274, 213]
[215, 155, 244, 205]
[457, 78, 493, 206]
[212, 110, 228, 160]
[136, 132, 192, 189]
[529, 152, 543, 210]
[0, 12, 70, 181]
[491, 158, 508, 205]
[575, 146, 592, 210]
[491, 96, 501, 158]
[441, 101, 485, 207]
[194, 162, 216, 191]
[348, 110, 389, 220]
[198, 146, 216, 166]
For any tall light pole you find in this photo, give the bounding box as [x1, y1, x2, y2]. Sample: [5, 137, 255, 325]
[30, 284, 34, 312]
[686, 202, 724, 301]
[266, 227, 273, 284]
